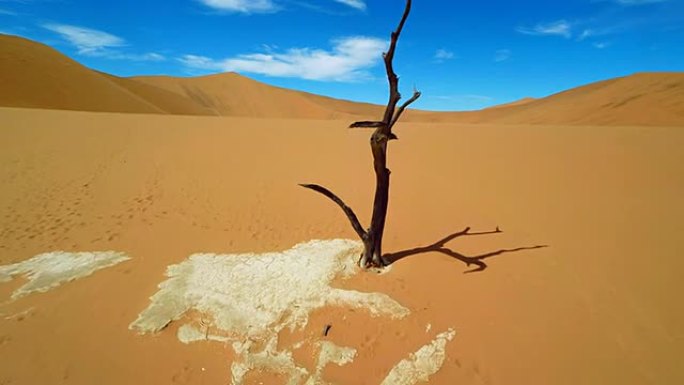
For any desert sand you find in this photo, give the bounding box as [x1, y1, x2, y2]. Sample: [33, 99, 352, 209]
[1, 106, 683, 384]
[1, 33, 684, 385]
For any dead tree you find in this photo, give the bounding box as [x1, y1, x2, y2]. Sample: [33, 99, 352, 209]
[301, 0, 420, 268]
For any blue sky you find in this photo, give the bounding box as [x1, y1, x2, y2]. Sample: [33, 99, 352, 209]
[1, 0, 682, 110]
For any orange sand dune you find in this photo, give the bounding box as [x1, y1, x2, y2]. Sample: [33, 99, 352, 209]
[484, 96, 537, 110]
[1, 107, 683, 384]
[0, 34, 377, 120]
[132, 73, 380, 120]
[0, 34, 210, 115]
[102, 73, 215, 116]
[2, 34, 683, 126]
[492, 72, 684, 126]
[424, 72, 684, 126]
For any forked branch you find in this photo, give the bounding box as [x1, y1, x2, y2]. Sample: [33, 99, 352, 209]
[390, 89, 421, 128]
[380, 0, 414, 127]
[352, 0, 421, 135]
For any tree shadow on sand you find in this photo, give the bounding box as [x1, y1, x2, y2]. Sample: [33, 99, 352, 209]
[384, 227, 548, 274]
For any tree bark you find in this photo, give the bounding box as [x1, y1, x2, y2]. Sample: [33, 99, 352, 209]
[301, 0, 420, 268]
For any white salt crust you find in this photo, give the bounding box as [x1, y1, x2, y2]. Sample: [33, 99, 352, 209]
[380, 329, 457, 385]
[130, 239, 409, 384]
[0, 251, 130, 300]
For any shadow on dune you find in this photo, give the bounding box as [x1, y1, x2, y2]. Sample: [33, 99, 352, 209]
[384, 227, 548, 274]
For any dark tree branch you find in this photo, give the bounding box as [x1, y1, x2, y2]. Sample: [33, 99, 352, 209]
[350, 0, 417, 268]
[389, 90, 421, 129]
[349, 121, 386, 128]
[299, 184, 367, 240]
[381, 0, 416, 129]
[299, 0, 546, 273]
[300, 0, 417, 269]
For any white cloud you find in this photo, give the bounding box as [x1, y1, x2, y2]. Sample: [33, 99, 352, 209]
[198, 0, 278, 13]
[333, 0, 366, 10]
[180, 36, 386, 82]
[180, 55, 216, 68]
[89, 50, 167, 61]
[138, 52, 166, 61]
[593, 41, 610, 49]
[578, 29, 594, 41]
[198, 0, 371, 14]
[494, 49, 511, 62]
[516, 20, 572, 38]
[433, 48, 454, 62]
[43, 23, 125, 54]
[614, 0, 668, 5]
[42, 23, 165, 62]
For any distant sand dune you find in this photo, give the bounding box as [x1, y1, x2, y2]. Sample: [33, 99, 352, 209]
[459, 73, 684, 126]
[132, 73, 373, 120]
[2, 34, 683, 126]
[0, 35, 169, 114]
[484, 97, 537, 110]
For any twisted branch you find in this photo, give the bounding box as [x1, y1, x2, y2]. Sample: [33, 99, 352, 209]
[298, 184, 367, 240]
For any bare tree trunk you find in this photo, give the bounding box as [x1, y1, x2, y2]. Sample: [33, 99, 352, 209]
[301, 0, 420, 268]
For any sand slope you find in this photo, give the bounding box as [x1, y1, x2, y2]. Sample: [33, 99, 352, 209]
[423, 72, 684, 126]
[102, 74, 215, 116]
[484, 96, 537, 110]
[0, 34, 215, 115]
[1, 107, 682, 384]
[132, 73, 380, 120]
[490, 72, 684, 126]
[0, 35, 161, 114]
[0, 34, 378, 120]
[2, 34, 683, 126]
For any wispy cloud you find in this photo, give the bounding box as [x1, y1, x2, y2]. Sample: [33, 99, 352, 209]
[614, 0, 669, 5]
[433, 48, 454, 63]
[516, 20, 572, 38]
[576, 26, 621, 41]
[518, 0, 677, 49]
[180, 36, 386, 81]
[494, 49, 511, 62]
[43, 23, 125, 54]
[89, 51, 166, 61]
[577, 29, 594, 41]
[332, 0, 366, 10]
[42, 23, 166, 61]
[197, 0, 278, 13]
[0, 8, 17, 15]
[593, 41, 611, 49]
[0, 25, 31, 38]
[198, 0, 370, 15]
